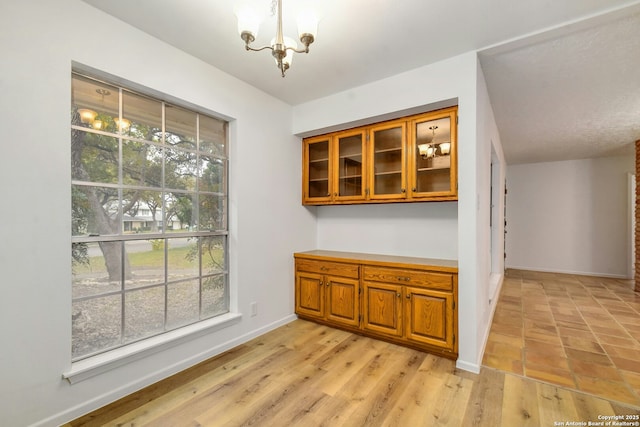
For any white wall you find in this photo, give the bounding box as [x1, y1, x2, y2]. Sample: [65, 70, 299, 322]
[293, 52, 490, 373]
[506, 156, 634, 277]
[0, 1, 316, 425]
[475, 61, 507, 360]
[317, 203, 458, 259]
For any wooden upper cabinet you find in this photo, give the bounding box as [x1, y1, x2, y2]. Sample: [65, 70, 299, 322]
[369, 120, 407, 200]
[302, 106, 458, 205]
[408, 108, 458, 199]
[303, 135, 332, 204]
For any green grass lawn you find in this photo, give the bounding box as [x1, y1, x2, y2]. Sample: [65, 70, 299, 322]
[73, 239, 226, 277]
[74, 245, 196, 274]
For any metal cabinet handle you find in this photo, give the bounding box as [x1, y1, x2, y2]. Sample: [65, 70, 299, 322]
[396, 276, 410, 282]
[401, 188, 406, 193]
[326, 281, 331, 287]
[406, 293, 411, 299]
[397, 292, 401, 298]
[412, 187, 417, 192]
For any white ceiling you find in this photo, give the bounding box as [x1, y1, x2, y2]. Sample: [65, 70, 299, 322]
[82, 0, 640, 164]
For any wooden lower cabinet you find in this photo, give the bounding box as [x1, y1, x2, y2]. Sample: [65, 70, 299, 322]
[295, 250, 458, 360]
[295, 261, 360, 329]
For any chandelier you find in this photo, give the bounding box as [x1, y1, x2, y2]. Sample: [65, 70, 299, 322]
[77, 89, 130, 132]
[236, 0, 318, 77]
[418, 125, 451, 159]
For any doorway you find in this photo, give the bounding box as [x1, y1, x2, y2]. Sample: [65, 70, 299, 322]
[489, 144, 504, 301]
[629, 173, 636, 280]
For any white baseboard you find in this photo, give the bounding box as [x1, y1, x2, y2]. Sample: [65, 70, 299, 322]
[35, 314, 298, 427]
[505, 265, 630, 279]
[456, 360, 480, 374]
[475, 273, 505, 374]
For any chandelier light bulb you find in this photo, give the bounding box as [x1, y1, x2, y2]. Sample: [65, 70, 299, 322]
[271, 36, 297, 68]
[297, 10, 318, 48]
[115, 117, 131, 132]
[78, 108, 97, 124]
[418, 143, 430, 157]
[236, 6, 261, 41]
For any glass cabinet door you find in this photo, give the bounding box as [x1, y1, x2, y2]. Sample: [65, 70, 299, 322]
[369, 120, 406, 199]
[334, 130, 366, 201]
[410, 109, 457, 198]
[303, 136, 332, 203]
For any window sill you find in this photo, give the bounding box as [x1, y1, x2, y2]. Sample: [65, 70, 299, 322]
[63, 312, 242, 384]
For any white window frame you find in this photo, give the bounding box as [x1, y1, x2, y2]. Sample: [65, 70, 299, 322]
[66, 71, 233, 382]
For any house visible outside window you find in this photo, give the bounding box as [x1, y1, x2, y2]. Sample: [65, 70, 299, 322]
[71, 73, 229, 361]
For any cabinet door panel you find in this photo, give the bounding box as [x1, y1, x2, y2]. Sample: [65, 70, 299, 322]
[405, 287, 454, 350]
[326, 276, 359, 327]
[369, 121, 406, 200]
[363, 282, 402, 336]
[295, 272, 324, 318]
[303, 136, 332, 204]
[409, 109, 457, 199]
[335, 130, 366, 201]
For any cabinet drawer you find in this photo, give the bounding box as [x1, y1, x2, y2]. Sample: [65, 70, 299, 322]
[362, 266, 452, 291]
[296, 259, 359, 279]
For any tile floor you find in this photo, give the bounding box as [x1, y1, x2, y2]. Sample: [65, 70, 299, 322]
[483, 269, 640, 407]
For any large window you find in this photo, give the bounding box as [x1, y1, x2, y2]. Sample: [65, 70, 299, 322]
[71, 73, 229, 361]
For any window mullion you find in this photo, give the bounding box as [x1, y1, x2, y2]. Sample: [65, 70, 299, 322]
[162, 101, 169, 332]
[118, 88, 126, 346]
[196, 114, 203, 319]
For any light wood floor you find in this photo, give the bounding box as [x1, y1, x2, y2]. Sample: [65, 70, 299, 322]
[67, 297, 640, 426]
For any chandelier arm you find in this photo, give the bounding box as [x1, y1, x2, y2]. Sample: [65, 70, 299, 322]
[244, 45, 274, 53]
[286, 46, 310, 54]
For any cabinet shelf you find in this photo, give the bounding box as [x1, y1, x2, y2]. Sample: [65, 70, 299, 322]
[309, 158, 329, 163]
[374, 170, 402, 176]
[309, 177, 329, 182]
[340, 175, 362, 180]
[417, 166, 450, 172]
[374, 147, 402, 154]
